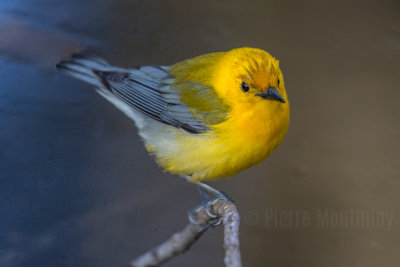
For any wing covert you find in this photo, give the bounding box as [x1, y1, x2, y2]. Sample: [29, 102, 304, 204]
[94, 66, 213, 134]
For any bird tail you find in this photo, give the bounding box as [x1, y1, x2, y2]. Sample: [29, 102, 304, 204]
[56, 53, 112, 88]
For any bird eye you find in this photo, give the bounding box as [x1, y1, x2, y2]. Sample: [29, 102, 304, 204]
[241, 82, 249, 92]
[277, 79, 280, 86]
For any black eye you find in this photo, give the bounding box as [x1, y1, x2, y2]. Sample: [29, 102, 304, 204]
[241, 82, 249, 92]
[277, 79, 280, 86]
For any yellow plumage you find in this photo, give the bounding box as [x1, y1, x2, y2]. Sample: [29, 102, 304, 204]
[158, 48, 289, 181]
[57, 47, 290, 182]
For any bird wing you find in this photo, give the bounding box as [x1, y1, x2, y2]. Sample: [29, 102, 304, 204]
[57, 53, 229, 134]
[167, 51, 230, 126]
[168, 80, 229, 126]
[94, 65, 228, 134]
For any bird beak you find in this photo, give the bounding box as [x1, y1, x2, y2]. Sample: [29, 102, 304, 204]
[256, 87, 286, 103]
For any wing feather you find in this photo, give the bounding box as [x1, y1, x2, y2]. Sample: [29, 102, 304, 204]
[94, 69, 209, 133]
[58, 53, 228, 134]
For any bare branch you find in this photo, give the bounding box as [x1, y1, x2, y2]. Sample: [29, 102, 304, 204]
[128, 199, 241, 267]
[210, 200, 242, 267]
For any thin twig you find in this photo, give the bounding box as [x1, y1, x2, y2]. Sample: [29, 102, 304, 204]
[128, 199, 241, 267]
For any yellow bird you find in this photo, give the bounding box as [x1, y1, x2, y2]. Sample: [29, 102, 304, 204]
[57, 47, 289, 187]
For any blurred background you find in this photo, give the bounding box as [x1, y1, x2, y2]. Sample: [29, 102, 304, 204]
[0, 0, 399, 266]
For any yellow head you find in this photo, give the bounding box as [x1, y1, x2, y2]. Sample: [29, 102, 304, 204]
[213, 47, 288, 107]
[212, 47, 289, 144]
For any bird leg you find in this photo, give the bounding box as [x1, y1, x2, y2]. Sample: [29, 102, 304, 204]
[188, 182, 234, 228]
[195, 182, 233, 202]
[180, 175, 234, 202]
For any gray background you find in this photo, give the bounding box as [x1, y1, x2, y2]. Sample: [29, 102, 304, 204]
[0, 0, 399, 266]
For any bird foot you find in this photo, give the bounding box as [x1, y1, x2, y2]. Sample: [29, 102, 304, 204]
[188, 198, 224, 228]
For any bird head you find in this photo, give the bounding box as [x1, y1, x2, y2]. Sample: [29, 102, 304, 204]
[213, 47, 288, 109]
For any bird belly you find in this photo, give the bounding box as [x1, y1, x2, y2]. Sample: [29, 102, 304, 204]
[141, 110, 288, 182]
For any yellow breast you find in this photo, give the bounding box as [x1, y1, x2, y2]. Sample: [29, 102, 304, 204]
[150, 47, 290, 181]
[157, 98, 289, 182]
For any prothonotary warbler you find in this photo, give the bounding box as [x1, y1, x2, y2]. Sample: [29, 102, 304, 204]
[57, 47, 290, 186]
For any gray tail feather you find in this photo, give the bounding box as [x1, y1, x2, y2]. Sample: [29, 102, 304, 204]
[56, 53, 111, 87]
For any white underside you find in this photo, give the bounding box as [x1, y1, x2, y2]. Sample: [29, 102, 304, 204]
[96, 87, 185, 165]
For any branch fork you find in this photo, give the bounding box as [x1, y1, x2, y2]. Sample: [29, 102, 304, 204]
[129, 199, 242, 267]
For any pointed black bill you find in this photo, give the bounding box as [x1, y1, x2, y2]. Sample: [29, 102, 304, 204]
[256, 87, 286, 103]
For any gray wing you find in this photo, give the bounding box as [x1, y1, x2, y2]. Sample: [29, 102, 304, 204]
[58, 56, 208, 134]
[93, 67, 210, 134]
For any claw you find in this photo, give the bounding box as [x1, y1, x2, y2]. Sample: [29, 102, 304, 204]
[182, 176, 232, 228]
[205, 199, 223, 226]
[187, 198, 224, 227]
